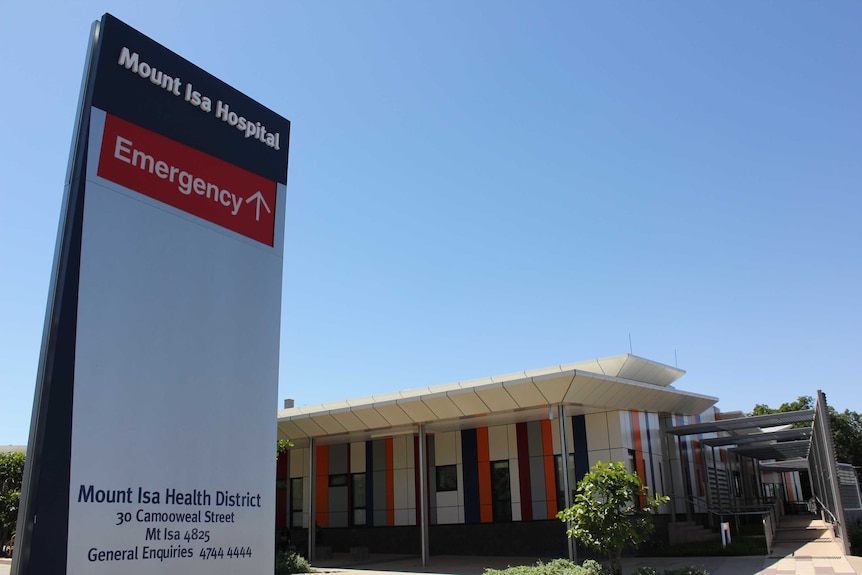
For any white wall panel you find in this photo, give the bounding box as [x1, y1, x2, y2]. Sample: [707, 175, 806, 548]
[488, 425, 509, 461]
[607, 412, 624, 449]
[508, 424, 519, 459]
[510, 458, 521, 504]
[586, 413, 610, 450]
[588, 450, 611, 467]
[551, 419, 561, 454]
[350, 442, 366, 473]
[435, 431, 458, 465]
[290, 447, 307, 478]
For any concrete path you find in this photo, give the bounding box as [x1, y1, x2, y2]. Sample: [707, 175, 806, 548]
[758, 515, 856, 575]
[2, 516, 859, 575]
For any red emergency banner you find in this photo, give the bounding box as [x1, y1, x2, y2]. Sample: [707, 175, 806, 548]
[98, 113, 277, 246]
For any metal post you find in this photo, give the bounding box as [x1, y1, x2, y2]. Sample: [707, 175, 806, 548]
[558, 405, 576, 562]
[711, 446, 722, 513]
[724, 448, 736, 511]
[418, 424, 429, 566]
[308, 438, 316, 561]
[701, 440, 713, 525]
[677, 435, 693, 520]
[755, 459, 764, 503]
[817, 390, 850, 555]
[659, 414, 678, 522]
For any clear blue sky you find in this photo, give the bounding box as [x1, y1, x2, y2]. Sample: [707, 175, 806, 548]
[2, 1, 860, 446]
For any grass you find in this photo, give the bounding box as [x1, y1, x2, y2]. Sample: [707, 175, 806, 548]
[641, 536, 767, 557]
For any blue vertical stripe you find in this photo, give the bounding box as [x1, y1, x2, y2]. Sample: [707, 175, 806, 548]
[461, 429, 480, 524]
[572, 415, 589, 482]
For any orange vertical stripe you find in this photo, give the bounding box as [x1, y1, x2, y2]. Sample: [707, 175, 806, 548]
[542, 419, 557, 517]
[315, 445, 329, 527]
[386, 438, 395, 525]
[477, 427, 493, 523]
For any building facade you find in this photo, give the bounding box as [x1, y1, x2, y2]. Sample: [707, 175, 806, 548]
[276, 354, 719, 558]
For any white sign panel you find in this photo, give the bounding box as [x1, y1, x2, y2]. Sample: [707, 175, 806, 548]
[15, 13, 289, 575]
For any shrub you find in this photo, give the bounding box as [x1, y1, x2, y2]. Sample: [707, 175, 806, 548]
[275, 551, 313, 574]
[558, 461, 668, 575]
[484, 558, 608, 575]
[633, 568, 709, 575]
[663, 568, 710, 575]
[642, 536, 766, 557]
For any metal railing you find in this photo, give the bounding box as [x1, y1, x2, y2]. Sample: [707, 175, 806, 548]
[674, 492, 783, 554]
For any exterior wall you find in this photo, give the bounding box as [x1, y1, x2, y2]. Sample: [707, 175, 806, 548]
[276, 407, 716, 555]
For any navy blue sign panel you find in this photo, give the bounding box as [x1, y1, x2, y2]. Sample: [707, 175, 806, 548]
[93, 14, 289, 184]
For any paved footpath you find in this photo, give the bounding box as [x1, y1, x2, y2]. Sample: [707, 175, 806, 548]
[2, 545, 860, 575]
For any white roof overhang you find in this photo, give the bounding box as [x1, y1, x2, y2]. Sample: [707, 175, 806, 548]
[278, 354, 717, 446]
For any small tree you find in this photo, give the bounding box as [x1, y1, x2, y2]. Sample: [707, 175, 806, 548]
[557, 461, 669, 575]
[277, 438, 293, 457]
[0, 451, 25, 557]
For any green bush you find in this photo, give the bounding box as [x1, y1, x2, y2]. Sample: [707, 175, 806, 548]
[642, 536, 766, 557]
[633, 567, 709, 575]
[275, 551, 313, 574]
[484, 558, 608, 575]
[663, 568, 710, 575]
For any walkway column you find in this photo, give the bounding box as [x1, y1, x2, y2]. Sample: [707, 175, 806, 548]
[659, 414, 678, 522]
[418, 424, 429, 566]
[710, 446, 722, 516]
[557, 405, 576, 562]
[755, 459, 764, 502]
[701, 440, 713, 525]
[308, 437, 316, 561]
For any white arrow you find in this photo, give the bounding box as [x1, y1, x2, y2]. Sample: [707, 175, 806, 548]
[245, 191, 271, 221]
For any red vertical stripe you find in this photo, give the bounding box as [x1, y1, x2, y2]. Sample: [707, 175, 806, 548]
[516, 423, 532, 521]
[315, 445, 329, 528]
[276, 451, 288, 529]
[477, 427, 493, 523]
[632, 412, 647, 506]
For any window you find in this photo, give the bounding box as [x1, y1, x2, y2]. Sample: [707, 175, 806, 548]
[352, 473, 366, 526]
[491, 460, 512, 522]
[554, 454, 575, 511]
[436, 465, 457, 492]
[290, 478, 303, 527]
[328, 474, 347, 487]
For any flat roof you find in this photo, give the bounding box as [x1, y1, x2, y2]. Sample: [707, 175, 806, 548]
[278, 354, 717, 444]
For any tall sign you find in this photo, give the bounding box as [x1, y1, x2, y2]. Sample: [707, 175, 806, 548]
[14, 14, 289, 575]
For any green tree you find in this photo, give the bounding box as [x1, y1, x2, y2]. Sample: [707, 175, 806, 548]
[749, 396, 862, 477]
[0, 451, 25, 557]
[277, 438, 293, 457]
[557, 461, 669, 575]
[751, 395, 813, 418]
